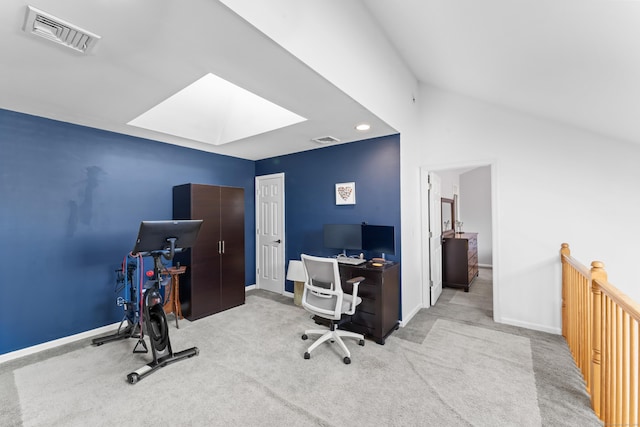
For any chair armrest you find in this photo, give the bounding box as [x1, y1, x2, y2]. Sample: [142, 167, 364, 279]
[345, 276, 365, 314]
[346, 276, 365, 285]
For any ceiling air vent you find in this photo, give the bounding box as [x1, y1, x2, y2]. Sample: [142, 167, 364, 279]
[23, 6, 101, 54]
[311, 136, 340, 144]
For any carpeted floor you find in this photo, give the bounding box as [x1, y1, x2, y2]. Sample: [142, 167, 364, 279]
[0, 268, 601, 426]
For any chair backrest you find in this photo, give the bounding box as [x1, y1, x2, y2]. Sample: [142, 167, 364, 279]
[300, 254, 344, 321]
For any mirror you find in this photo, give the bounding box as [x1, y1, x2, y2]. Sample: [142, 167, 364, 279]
[441, 198, 455, 237]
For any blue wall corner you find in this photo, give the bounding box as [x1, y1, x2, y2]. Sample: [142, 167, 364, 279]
[256, 134, 401, 294]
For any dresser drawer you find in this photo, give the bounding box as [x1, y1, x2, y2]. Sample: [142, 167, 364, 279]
[468, 253, 478, 267]
[467, 238, 477, 253]
[468, 265, 478, 282]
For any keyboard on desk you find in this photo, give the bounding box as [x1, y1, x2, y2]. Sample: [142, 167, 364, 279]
[336, 257, 367, 266]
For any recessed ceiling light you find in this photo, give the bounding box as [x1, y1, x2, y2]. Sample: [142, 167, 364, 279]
[355, 123, 371, 131]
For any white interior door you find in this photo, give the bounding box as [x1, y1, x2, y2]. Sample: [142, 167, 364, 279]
[429, 172, 443, 305]
[255, 173, 284, 294]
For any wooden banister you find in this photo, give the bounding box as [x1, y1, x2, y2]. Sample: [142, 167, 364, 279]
[590, 261, 604, 418]
[561, 243, 640, 425]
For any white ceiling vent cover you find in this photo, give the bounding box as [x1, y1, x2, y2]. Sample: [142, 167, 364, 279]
[311, 136, 340, 144]
[23, 6, 100, 53]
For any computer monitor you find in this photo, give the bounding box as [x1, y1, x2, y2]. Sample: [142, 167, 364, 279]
[323, 224, 362, 254]
[132, 220, 203, 256]
[362, 225, 395, 256]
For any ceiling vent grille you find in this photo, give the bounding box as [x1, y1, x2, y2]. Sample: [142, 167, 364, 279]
[23, 6, 100, 53]
[311, 136, 340, 144]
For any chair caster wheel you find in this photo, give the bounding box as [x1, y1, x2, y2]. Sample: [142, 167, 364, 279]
[343, 357, 351, 365]
[359, 339, 365, 346]
[127, 373, 139, 384]
[301, 334, 308, 340]
[304, 352, 310, 359]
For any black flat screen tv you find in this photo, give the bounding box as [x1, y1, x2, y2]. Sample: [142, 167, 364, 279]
[323, 224, 362, 253]
[362, 224, 395, 255]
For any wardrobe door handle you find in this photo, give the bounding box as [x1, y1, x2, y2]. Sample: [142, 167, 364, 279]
[218, 240, 222, 254]
[222, 240, 225, 254]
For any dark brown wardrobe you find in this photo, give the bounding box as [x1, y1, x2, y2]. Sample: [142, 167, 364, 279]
[173, 183, 245, 320]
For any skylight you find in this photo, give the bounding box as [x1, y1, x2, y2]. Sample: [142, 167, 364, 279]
[128, 73, 306, 146]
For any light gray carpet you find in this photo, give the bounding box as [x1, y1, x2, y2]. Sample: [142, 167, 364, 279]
[2, 268, 601, 426]
[449, 272, 493, 311]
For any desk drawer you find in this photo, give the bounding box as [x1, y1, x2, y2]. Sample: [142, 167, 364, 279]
[352, 311, 380, 334]
[357, 297, 377, 313]
[343, 282, 378, 314]
[338, 262, 399, 345]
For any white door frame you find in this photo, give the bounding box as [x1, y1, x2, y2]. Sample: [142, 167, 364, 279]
[427, 171, 443, 306]
[255, 172, 285, 294]
[419, 161, 499, 321]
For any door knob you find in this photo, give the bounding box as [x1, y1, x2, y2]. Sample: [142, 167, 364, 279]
[274, 239, 281, 244]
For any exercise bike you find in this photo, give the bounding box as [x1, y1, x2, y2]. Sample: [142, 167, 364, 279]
[94, 220, 203, 384]
[125, 219, 203, 384]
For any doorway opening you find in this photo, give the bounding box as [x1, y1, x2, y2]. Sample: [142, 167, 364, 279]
[420, 161, 498, 321]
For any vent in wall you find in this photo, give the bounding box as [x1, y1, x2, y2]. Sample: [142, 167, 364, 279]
[23, 6, 101, 54]
[311, 136, 341, 144]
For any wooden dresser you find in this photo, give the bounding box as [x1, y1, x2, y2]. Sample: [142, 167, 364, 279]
[442, 232, 478, 292]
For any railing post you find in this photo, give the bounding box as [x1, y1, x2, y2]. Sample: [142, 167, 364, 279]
[561, 243, 570, 338]
[590, 260, 606, 419]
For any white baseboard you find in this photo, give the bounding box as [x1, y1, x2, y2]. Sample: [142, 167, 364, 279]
[0, 322, 121, 365]
[246, 284, 293, 299]
[400, 303, 422, 327]
[2, 284, 362, 365]
[499, 317, 561, 335]
[478, 264, 493, 269]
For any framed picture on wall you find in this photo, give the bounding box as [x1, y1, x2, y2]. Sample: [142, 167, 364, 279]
[335, 182, 356, 205]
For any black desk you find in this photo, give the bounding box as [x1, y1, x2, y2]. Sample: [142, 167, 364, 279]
[338, 261, 400, 344]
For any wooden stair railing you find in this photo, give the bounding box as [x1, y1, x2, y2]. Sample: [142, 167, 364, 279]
[561, 243, 640, 426]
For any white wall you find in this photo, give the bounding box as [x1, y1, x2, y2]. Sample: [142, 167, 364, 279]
[460, 166, 492, 266]
[414, 84, 640, 332]
[437, 170, 460, 200]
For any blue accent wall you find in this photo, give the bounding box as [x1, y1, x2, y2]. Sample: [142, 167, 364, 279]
[0, 109, 255, 354]
[256, 134, 401, 293]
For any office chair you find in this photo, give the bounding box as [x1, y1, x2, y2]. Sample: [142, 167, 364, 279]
[300, 254, 366, 364]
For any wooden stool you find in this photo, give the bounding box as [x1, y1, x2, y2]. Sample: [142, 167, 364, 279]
[163, 266, 186, 328]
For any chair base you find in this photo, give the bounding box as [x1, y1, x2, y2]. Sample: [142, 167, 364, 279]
[302, 327, 365, 364]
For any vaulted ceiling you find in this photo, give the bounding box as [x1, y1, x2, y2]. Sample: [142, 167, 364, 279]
[2, 1, 639, 160]
[365, 0, 640, 146]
